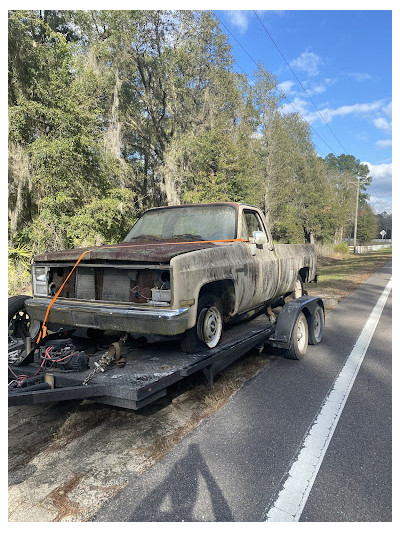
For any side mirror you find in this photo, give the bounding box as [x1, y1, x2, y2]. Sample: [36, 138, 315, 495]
[252, 231, 266, 245]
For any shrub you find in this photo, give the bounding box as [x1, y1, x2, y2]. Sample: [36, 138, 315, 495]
[333, 242, 349, 254]
[8, 244, 32, 296]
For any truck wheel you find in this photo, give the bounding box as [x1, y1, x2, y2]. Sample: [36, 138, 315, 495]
[8, 295, 41, 344]
[308, 304, 324, 345]
[285, 312, 308, 360]
[284, 274, 304, 303]
[294, 274, 304, 298]
[180, 294, 223, 353]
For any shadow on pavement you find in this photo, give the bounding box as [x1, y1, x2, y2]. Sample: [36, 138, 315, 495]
[127, 442, 233, 521]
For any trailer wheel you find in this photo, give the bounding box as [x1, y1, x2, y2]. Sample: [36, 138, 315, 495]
[180, 294, 223, 353]
[285, 311, 308, 360]
[8, 295, 41, 344]
[308, 304, 324, 345]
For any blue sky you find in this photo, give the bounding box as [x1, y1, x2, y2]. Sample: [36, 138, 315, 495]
[216, 9, 392, 214]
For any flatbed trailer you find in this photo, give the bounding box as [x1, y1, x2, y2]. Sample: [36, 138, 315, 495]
[8, 296, 324, 411]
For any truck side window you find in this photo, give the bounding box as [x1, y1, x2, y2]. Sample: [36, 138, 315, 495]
[243, 210, 267, 241]
[241, 216, 249, 240]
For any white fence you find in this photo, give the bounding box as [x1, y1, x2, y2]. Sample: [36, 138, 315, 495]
[348, 243, 392, 253]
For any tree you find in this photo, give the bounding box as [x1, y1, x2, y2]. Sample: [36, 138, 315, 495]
[376, 211, 392, 239]
[79, 10, 237, 207]
[356, 205, 378, 244]
[8, 10, 136, 252]
[323, 153, 373, 243]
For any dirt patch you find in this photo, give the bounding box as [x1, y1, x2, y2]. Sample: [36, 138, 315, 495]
[8, 402, 82, 475]
[48, 473, 84, 521]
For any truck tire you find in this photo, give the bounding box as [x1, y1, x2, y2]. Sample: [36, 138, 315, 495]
[284, 274, 304, 303]
[284, 311, 308, 360]
[307, 304, 324, 345]
[180, 294, 223, 353]
[294, 274, 304, 298]
[8, 295, 41, 343]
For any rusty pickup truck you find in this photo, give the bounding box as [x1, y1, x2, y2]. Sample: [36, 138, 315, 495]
[26, 203, 317, 352]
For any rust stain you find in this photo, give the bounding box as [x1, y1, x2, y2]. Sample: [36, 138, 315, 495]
[47, 472, 83, 521]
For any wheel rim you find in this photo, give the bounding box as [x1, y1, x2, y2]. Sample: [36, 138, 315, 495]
[313, 308, 323, 340]
[294, 278, 303, 298]
[8, 309, 40, 342]
[296, 317, 307, 352]
[201, 306, 222, 348]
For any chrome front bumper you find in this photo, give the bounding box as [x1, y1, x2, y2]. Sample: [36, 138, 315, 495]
[25, 297, 190, 336]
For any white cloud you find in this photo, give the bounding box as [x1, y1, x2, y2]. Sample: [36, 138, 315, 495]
[279, 77, 336, 99]
[346, 72, 372, 81]
[362, 161, 392, 213]
[307, 83, 326, 95]
[279, 97, 310, 117]
[373, 117, 392, 133]
[278, 80, 296, 96]
[290, 50, 323, 77]
[368, 195, 392, 214]
[225, 10, 250, 33]
[376, 139, 392, 149]
[382, 101, 392, 118]
[363, 162, 392, 185]
[305, 100, 384, 124]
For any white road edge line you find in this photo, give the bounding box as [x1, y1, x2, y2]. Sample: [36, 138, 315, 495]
[264, 276, 392, 522]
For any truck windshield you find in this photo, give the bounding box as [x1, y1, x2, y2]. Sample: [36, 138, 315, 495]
[124, 205, 237, 242]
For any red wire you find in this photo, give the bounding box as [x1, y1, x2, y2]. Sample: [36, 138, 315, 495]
[8, 365, 18, 378]
[44, 351, 76, 363]
[32, 354, 48, 376]
[8, 365, 29, 382]
[10, 346, 76, 388]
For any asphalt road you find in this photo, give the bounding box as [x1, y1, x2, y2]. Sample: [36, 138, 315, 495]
[93, 262, 392, 522]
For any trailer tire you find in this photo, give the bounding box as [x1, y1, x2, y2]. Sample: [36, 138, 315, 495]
[285, 311, 308, 360]
[8, 295, 41, 344]
[180, 294, 223, 353]
[308, 304, 324, 345]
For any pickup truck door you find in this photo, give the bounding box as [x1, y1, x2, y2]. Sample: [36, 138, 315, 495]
[237, 208, 280, 311]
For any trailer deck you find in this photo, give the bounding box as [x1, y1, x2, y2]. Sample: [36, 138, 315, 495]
[9, 314, 275, 409]
[8, 296, 324, 410]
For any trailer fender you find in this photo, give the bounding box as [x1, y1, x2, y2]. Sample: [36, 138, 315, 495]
[267, 296, 325, 349]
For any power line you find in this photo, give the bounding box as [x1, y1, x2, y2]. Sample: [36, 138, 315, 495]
[217, 16, 338, 157]
[253, 10, 349, 155]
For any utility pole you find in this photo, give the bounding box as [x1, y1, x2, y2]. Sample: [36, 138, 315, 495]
[353, 177, 360, 253]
